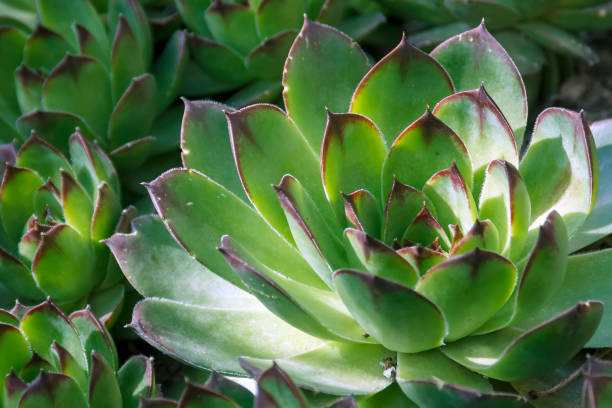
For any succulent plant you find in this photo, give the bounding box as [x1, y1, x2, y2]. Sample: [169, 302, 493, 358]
[110, 20, 612, 406]
[0, 131, 130, 322]
[0, 299, 156, 408]
[173, 0, 386, 106]
[141, 362, 359, 408]
[0, 0, 188, 174]
[383, 0, 611, 107]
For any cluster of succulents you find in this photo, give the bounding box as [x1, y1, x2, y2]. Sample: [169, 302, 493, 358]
[2, 2, 612, 407]
[386, 0, 612, 105]
[0, 132, 127, 322]
[0, 0, 187, 174]
[108, 19, 612, 407]
[155, 0, 387, 108]
[0, 299, 156, 407]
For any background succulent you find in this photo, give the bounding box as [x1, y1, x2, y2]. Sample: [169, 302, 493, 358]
[0, 131, 130, 323]
[139, 0, 386, 108]
[381, 0, 612, 109]
[0, 299, 156, 407]
[0, 0, 188, 180]
[109, 20, 612, 406]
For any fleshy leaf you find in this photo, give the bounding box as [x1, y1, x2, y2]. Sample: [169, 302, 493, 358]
[415, 248, 516, 341]
[0, 248, 43, 300]
[0, 324, 31, 402]
[322, 111, 386, 219]
[351, 35, 453, 146]
[110, 16, 147, 101]
[239, 341, 393, 396]
[433, 84, 518, 194]
[69, 131, 119, 198]
[227, 104, 329, 240]
[205, 0, 259, 55]
[423, 164, 477, 236]
[147, 169, 325, 289]
[42, 54, 112, 138]
[402, 204, 451, 250]
[246, 30, 296, 80]
[0, 28, 25, 127]
[0, 165, 42, 242]
[256, 363, 306, 408]
[180, 100, 247, 200]
[334, 269, 447, 353]
[255, 0, 304, 38]
[16, 135, 72, 188]
[570, 119, 612, 250]
[15, 65, 43, 115]
[89, 351, 122, 408]
[178, 381, 239, 407]
[70, 306, 118, 371]
[345, 228, 419, 288]
[343, 190, 380, 237]
[117, 355, 156, 407]
[382, 109, 472, 198]
[518, 21, 598, 64]
[274, 175, 345, 287]
[443, 302, 603, 381]
[130, 297, 325, 376]
[431, 23, 527, 146]
[479, 160, 530, 262]
[51, 341, 88, 391]
[18, 372, 87, 408]
[397, 350, 525, 408]
[206, 371, 254, 408]
[382, 177, 434, 244]
[397, 245, 447, 276]
[513, 211, 568, 324]
[61, 170, 93, 236]
[108, 74, 158, 150]
[450, 220, 500, 256]
[32, 224, 96, 302]
[22, 25, 73, 72]
[153, 30, 188, 111]
[36, 0, 109, 53]
[20, 300, 87, 371]
[188, 33, 251, 84]
[519, 108, 597, 236]
[283, 19, 370, 151]
[16, 110, 96, 153]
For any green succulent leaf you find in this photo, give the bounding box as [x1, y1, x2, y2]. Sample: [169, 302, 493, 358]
[14, 65, 43, 115]
[130, 297, 325, 376]
[240, 341, 393, 396]
[107, 0, 152, 67]
[153, 30, 188, 112]
[283, 19, 370, 151]
[117, 355, 155, 408]
[36, 0, 109, 53]
[431, 23, 527, 147]
[0, 248, 43, 300]
[42, 54, 112, 139]
[205, 1, 259, 55]
[351, 37, 453, 147]
[20, 300, 87, 372]
[416, 249, 517, 342]
[61, 170, 93, 236]
[69, 131, 119, 197]
[256, 363, 307, 408]
[0, 165, 42, 242]
[146, 169, 325, 289]
[334, 269, 447, 353]
[433, 85, 518, 194]
[32, 224, 96, 302]
[343, 190, 381, 237]
[322, 111, 386, 220]
[110, 16, 147, 102]
[178, 381, 239, 408]
[245, 30, 296, 80]
[16, 135, 72, 188]
[188, 34, 252, 84]
[70, 306, 118, 370]
[3, 370, 28, 408]
[22, 25, 73, 73]
[570, 119, 612, 251]
[443, 0, 521, 29]
[51, 341, 89, 391]
[206, 371, 254, 408]
[478, 160, 530, 262]
[546, 3, 612, 31]
[89, 350, 122, 408]
[450, 219, 499, 256]
[382, 109, 472, 198]
[174, 0, 211, 36]
[345, 228, 419, 288]
[75, 24, 110, 69]
[402, 204, 451, 250]
[255, 0, 305, 38]
[422, 163, 477, 236]
[520, 108, 597, 236]
[108, 74, 158, 150]
[18, 372, 87, 408]
[0, 27, 26, 127]
[17, 110, 96, 153]
[518, 21, 599, 64]
[227, 104, 328, 241]
[397, 350, 525, 408]
[0, 324, 31, 402]
[443, 301, 603, 381]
